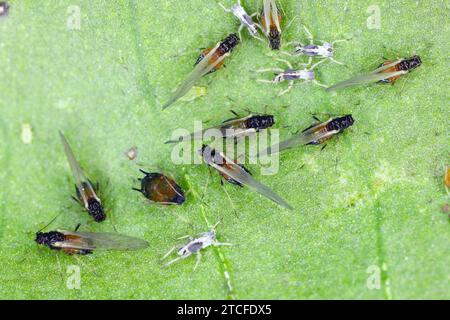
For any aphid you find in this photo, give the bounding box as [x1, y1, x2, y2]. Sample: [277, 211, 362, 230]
[132, 169, 185, 205]
[260, 0, 282, 50]
[219, 1, 260, 39]
[258, 115, 354, 156]
[59, 131, 106, 222]
[199, 145, 293, 209]
[165, 110, 275, 143]
[35, 229, 148, 255]
[161, 221, 232, 271]
[179, 86, 207, 102]
[162, 33, 240, 109]
[257, 58, 327, 96]
[326, 55, 422, 92]
[0, 1, 10, 17]
[284, 25, 345, 65]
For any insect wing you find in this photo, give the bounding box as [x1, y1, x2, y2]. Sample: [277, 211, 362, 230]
[60, 230, 149, 250]
[326, 70, 407, 92]
[162, 45, 227, 110]
[165, 116, 256, 143]
[262, 0, 272, 34]
[59, 131, 96, 203]
[270, 0, 281, 31]
[207, 155, 293, 210]
[51, 240, 96, 251]
[370, 59, 403, 74]
[259, 122, 335, 156]
[258, 133, 310, 156]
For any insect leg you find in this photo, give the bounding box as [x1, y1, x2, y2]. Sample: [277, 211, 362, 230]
[221, 182, 239, 217]
[71, 195, 82, 205]
[256, 67, 284, 73]
[279, 50, 294, 57]
[163, 256, 183, 268]
[309, 59, 327, 70]
[238, 24, 244, 43]
[274, 58, 293, 69]
[278, 81, 294, 96]
[284, 15, 299, 32]
[213, 242, 234, 247]
[303, 25, 314, 44]
[312, 79, 328, 88]
[331, 39, 347, 45]
[160, 246, 177, 261]
[218, 3, 232, 12]
[193, 252, 202, 272]
[177, 235, 194, 240]
[328, 57, 344, 65]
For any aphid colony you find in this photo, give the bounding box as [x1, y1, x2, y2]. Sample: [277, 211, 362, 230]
[35, 0, 423, 272]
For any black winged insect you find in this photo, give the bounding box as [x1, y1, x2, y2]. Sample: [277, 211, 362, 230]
[258, 115, 354, 156]
[199, 145, 293, 209]
[59, 131, 106, 222]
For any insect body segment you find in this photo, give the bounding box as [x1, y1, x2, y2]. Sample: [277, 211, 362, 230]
[261, 0, 282, 50]
[133, 169, 185, 205]
[259, 115, 354, 156]
[199, 145, 293, 209]
[257, 58, 326, 96]
[326, 55, 422, 92]
[163, 33, 240, 110]
[59, 131, 106, 222]
[161, 222, 232, 271]
[35, 230, 149, 255]
[220, 1, 260, 39]
[165, 112, 274, 144]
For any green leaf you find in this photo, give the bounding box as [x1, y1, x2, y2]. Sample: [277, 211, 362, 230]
[0, 0, 448, 299]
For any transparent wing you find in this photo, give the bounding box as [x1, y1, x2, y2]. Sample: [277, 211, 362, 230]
[51, 240, 96, 251]
[207, 157, 293, 210]
[165, 127, 256, 143]
[259, 121, 336, 156]
[165, 116, 256, 143]
[262, 0, 271, 34]
[326, 70, 407, 92]
[270, 0, 281, 31]
[59, 131, 95, 203]
[258, 133, 310, 156]
[60, 230, 149, 250]
[162, 45, 227, 110]
[370, 59, 403, 74]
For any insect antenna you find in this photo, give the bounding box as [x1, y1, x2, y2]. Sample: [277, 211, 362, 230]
[37, 213, 64, 233]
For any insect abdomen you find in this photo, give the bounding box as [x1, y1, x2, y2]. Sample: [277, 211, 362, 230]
[244, 115, 275, 131]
